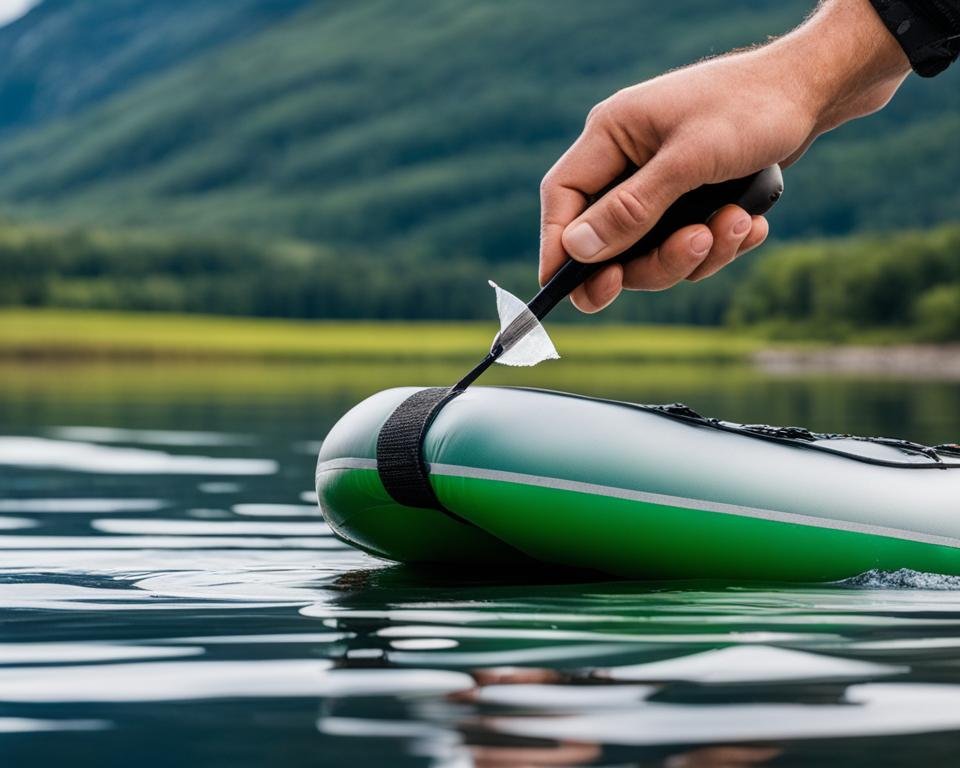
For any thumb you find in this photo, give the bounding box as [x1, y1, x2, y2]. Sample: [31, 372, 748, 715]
[561, 149, 706, 264]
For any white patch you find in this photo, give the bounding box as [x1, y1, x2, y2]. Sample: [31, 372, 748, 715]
[489, 280, 559, 367]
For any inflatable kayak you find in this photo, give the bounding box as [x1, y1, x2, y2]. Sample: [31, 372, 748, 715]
[316, 386, 960, 581]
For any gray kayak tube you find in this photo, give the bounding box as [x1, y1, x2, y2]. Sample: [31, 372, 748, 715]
[317, 386, 960, 581]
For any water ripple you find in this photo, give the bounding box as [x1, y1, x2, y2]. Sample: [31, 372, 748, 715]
[0, 498, 167, 513]
[49, 427, 255, 447]
[91, 519, 331, 536]
[5, 412, 960, 765]
[0, 437, 276, 475]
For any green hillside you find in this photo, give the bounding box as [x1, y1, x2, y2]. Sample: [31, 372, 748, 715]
[0, 0, 311, 136]
[0, 0, 956, 328]
[2, 218, 958, 339]
[0, 0, 957, 268]
[730, 225, 960, 340]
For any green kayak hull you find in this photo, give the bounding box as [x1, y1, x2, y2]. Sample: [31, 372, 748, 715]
[317, 386, 960, 581]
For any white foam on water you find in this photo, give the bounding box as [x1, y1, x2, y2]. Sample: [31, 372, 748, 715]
[0, 661, 472, 702]
[300, 490, 318, 504]
[0, 498, 166, 513]
[602, 645, 904, 684]
[389, 643, 658, 667]
[347, 648, 385, 660]
[578, 586, 960, 615]
[850, 637, 960, 651]
[91, 519, 332, 536]
[186, 508, 231, 518]
[0, 517, 34, 530]
[389, 639, 459, 651]
[841, 568, 960, 590]
[0, 579, 311, 612]
[0, 547, 363, 578]
[0, 545, 369, 609]
[317, 716, 453, 740]
[490, 682, 960, 745]
[0, 643, 202, 664]
[233, 503, 322, 517]
[315, 716, 463, 766]
[0, 535, 341, 549]
[198, 482, 241, 494]
[0, 582, 163, 604]
[50, 426, 254, 447]
[133, 567, 339, 603]
[0, 598, 304, 612]
[0, 437, 277, 475]
[471, 683, 656, 710]
[374, 623, 820, 644]
[0, 717, 111, 733]
[168, 632, 350, 645]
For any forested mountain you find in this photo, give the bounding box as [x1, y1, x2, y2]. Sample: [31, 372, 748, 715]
[0, 0, 310, 135]
[0, 0, 956, 322]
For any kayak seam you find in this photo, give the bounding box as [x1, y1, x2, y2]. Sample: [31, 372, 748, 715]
[317, 457, 960, 550]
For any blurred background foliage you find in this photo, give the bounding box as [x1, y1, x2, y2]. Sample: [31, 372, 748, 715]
[0, 0, 957, 336]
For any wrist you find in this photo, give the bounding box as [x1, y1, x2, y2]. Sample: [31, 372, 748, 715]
[774, 0, 911, 133]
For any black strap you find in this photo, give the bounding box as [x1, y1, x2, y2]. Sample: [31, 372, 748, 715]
[868, 0, 960, 77]
[376, 350, 497, 512]
[376, 387, 461, 510]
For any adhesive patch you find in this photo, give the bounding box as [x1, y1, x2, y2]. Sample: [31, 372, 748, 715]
[489, 281, 559, 367]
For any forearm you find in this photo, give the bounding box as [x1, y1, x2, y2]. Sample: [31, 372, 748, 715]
[772, 0, 912, 135]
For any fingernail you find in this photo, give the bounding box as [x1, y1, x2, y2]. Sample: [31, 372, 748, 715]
[732, 216, 751, 236]
[564, 222, 606, 261]
[690, 231, 712, 255]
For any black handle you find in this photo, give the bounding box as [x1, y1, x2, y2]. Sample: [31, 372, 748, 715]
[527, 164, 784, 320]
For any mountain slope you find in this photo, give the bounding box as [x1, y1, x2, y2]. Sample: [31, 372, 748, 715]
[0, 0, 956, 267]
[0, 0, 310, 136]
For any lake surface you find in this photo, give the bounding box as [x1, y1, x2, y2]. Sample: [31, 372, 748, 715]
[2, 359, 960, 767]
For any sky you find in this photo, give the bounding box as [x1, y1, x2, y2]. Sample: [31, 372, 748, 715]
[0, 0, 39, 28]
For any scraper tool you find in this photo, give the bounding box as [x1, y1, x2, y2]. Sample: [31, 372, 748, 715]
[456, 164, 784, 389]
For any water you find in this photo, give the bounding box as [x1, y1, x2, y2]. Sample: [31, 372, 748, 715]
[2, 360, 960, 766]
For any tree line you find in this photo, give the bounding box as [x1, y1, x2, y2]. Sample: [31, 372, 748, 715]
[1, 220, 958, 340]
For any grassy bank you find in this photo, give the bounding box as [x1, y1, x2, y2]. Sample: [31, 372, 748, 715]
[0, 309, 769, 363]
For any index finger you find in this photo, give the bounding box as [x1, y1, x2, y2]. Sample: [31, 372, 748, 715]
[538, 127, 634, 286]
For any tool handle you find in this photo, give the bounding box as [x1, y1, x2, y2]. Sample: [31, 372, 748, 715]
[527, 164, 784, 320]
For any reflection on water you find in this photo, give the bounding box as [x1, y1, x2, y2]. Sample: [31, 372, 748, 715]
[1, 360, 960, 766]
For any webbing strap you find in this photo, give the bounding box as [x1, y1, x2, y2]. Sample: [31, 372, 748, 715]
[376, 387, 461, 510]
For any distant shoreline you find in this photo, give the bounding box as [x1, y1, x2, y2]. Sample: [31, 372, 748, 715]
[0, 309, 763, 364]
[755, 345, 960, 380]
[1, 309, 958, 379]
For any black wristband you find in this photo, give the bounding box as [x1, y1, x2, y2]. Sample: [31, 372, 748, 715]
[869, 0, 960, 76]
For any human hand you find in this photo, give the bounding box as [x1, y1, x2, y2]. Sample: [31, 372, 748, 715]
[539, 0, 911, 313]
